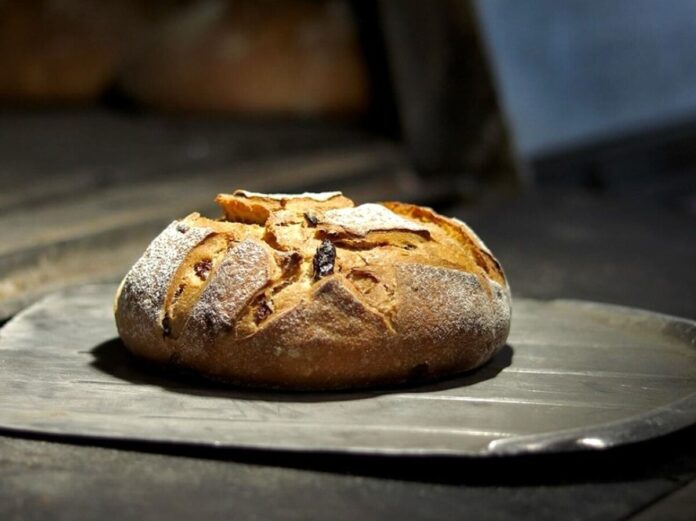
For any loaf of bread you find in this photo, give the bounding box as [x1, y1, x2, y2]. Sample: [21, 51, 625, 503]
[114, 190, 511, 389]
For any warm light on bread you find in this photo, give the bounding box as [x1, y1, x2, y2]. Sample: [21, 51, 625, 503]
[114, 190, 511, 390]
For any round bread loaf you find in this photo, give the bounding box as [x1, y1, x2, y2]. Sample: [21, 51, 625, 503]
[114, 190, 511, 390]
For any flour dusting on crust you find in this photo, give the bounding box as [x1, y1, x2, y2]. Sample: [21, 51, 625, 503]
[117, 220, 214, 340]
[323, 204, 430, 237]
[235, 190, 343, 201]
[182, 239, 270, 341]
[395, 263, 511, 359]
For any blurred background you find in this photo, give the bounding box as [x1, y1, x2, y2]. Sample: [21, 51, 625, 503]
[0, 0, 694, 321]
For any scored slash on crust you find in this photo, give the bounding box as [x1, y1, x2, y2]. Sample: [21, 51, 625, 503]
[114, 220, 214, 358]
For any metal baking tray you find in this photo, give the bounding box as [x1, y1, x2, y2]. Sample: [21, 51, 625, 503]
[0, 284, 694, 456]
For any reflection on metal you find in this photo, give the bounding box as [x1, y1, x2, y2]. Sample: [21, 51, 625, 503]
[0, 284, 694, 457]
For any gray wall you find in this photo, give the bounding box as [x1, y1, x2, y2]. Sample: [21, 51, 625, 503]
[475, 0, 696, 158]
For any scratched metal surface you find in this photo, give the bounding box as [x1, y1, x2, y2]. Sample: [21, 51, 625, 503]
[0, 284, 694, 456]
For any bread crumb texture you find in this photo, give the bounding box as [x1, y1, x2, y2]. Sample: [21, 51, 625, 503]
[115, 190, 511, 388]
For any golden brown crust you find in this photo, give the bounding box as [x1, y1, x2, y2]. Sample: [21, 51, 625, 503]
[114, 191, 511, 389]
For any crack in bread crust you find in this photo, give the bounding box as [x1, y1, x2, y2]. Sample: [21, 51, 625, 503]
[179, 239, 273, 344]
